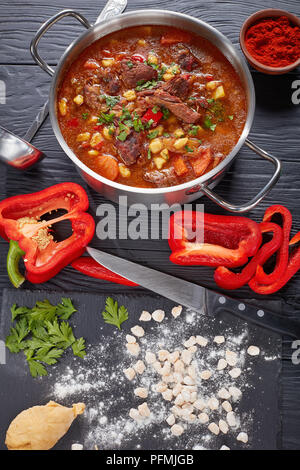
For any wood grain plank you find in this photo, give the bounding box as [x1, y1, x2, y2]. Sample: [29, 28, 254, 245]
[0, 0, 299, 64]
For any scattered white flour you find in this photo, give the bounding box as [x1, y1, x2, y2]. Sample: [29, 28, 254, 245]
[50, 305, 278, 450]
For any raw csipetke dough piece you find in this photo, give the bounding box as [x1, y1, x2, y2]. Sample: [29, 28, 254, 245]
[5, 400, 85, 450]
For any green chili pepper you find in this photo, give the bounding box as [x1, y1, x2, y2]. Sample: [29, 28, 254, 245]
[7, 240, 25, 288]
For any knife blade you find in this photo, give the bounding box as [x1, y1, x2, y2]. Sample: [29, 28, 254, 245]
[86, 247, 300, 339]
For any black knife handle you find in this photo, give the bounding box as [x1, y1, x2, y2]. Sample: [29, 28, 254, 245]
[204, 289, 300, 339]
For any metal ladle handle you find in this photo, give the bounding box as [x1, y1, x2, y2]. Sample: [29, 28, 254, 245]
[201, 138, 281, 213]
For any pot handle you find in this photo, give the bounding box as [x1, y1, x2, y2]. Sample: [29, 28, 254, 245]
[30, 9, 92, 77]
[200, 138, 281, 213]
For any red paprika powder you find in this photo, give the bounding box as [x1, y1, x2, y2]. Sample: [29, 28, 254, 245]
[245, 16, 300, 68]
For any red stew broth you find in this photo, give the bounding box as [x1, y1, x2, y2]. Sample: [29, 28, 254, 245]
[57, 25, 247, 188]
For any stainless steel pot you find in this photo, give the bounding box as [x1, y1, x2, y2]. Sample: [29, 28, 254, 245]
[31, 8, 281, 212]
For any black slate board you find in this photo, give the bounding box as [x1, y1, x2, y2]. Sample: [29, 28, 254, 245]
[0, 288, 281, 450]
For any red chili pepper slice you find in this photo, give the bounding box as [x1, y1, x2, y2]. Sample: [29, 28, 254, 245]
[131, 54, 145, 62]
[71, 257, 138, 286]
[0, 183, 95, 284]
[141, 108, 163, 127]
[169, 211, 262, 268]
[254, 205, 292, 285]
[214, 222, 282, 290]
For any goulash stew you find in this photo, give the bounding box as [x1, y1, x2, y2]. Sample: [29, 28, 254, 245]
[57, 26, 247, 188]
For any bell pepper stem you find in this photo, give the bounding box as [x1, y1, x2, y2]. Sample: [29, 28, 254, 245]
[7, 240, 25, 288]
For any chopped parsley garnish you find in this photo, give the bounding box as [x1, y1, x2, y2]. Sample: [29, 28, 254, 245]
[161, 106, 170, 120]
[157, 65, 167, 81]
[135, 79, 158, 91]
[163, 132, 170, 137]
[184, 145, 194, 153]
[208, 100, 225, 120]
[151, 106, 159, 114]
[145, 118, 154, 129]
[82, 113, 89, 120]
[127, 61, 134, 69]
[119, 106, 132, 122]
[108, 125, 115, 136]
[133, 116, 144, 132]
[188, 125, 200, 136]
[117, 122, 130, 142]
[117, 131, 128, 142]
[147, 129, 159, 140]
[207, 98, 215, 104]
[147, 148, 152, 160]
[102, 94, 120, 109]
[98, 112, 115, 124]
[228, 115, 234, 120]
[203, 116, 217, 132]
[5, 298, 85, 378]
[148, 61, 159, 71]
[102, 297, 129, 330]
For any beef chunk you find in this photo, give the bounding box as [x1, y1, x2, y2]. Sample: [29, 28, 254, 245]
[162, 76, 190, 100]
[177, 50, 200, 71]
[144, 168, 178, 188]
[107, 77, 120, 95]
[120, 61, 158, 88]
[149, 89, 200, 124]
[83, 84, 101, 111]
[115, 132, 142, 166]
[188, 95, 209, 113]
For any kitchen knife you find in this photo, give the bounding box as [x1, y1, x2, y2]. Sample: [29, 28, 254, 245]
[87, 247, 300, 339]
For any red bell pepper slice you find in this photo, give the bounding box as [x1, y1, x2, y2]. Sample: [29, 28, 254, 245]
[249, 231, 300, 295]
[169, 211, 262, 268]
[0, 183, 95, 284]
[71, 257, 138, 286]
[254, 205, 292, 285]
[214, 222, 282, 290]
[141, 108, 163, 127]
[131, 54, 145, 62]
[66, 118, 80, 128]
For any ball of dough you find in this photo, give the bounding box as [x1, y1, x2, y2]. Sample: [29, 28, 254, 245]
[5, 401, 85, 450]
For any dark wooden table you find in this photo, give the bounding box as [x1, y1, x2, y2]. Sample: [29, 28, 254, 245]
[0, 0, 300, 449]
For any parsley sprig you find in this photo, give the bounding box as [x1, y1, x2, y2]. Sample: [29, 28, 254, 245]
[5, 298, 86, 377]
[102, 297, 129, 330]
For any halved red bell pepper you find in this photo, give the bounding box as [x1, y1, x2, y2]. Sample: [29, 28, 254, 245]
[254, 205, 292, 285]
[71, 257, 138, 286]
[214, 222, 282, 290]
[169, 211, 262, 268]
[249, 230, 300, 295]
[0, 183, 95, 284]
